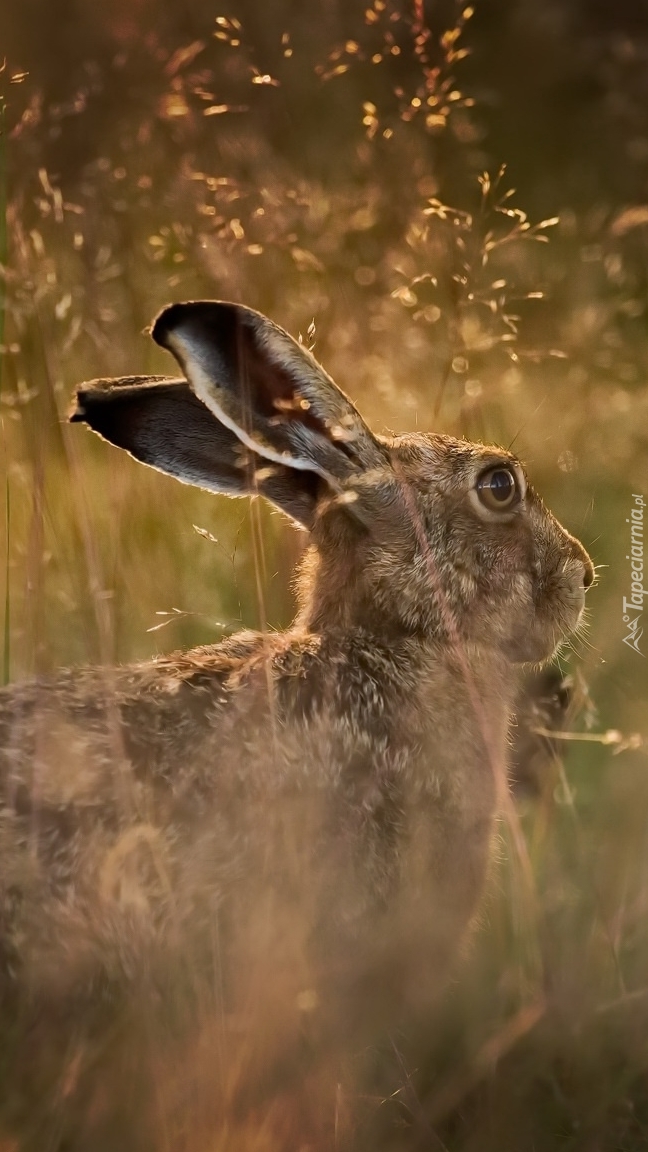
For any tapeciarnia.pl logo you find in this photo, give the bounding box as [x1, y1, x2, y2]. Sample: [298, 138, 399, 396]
[622, 493, 646, 656]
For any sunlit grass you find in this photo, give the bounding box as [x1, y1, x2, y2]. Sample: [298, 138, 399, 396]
[2, 1, 648, 1148]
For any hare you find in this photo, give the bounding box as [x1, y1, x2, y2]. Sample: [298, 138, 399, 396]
[0, 301, 593, 1149]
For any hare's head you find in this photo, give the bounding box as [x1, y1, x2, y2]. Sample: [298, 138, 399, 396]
[71, 302, 593, 664]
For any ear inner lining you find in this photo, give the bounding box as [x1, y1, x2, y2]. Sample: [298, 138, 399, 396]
[70, 376, 320, 528]
[151, 301, 387, 490]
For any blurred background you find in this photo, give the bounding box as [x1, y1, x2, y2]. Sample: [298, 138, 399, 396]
[2, 0, 648, 1147]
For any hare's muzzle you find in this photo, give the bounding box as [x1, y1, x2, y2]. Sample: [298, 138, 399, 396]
[581, 555, 595, 591]
[561, 544, 594, 629]
[571, 544, 595, 597]
[516, 531, 594, 663]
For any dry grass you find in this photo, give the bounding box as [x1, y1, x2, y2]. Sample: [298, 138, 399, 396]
[2, 2, 648, 1148]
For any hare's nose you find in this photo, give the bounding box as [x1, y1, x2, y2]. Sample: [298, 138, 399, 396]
[579, 554, 595, 590]
[569, 545, 594, 594]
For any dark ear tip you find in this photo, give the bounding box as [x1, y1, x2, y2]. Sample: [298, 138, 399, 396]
[69, 392, 88, 423]
[151, 300, 246, 350]
[151, 302, 191, 348]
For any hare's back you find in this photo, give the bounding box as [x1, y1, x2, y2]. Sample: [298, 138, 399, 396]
[0, 630, 274, 799]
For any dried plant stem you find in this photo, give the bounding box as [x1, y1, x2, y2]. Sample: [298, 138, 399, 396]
[1, 64, 8, 684]
[0, 59, 6, 359]
[3, 478, 9, 686]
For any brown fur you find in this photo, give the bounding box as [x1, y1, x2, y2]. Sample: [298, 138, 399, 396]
[0, 301, 593, 1149]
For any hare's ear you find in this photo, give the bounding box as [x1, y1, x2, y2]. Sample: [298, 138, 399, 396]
[70, 376, 319, 528]
[151, 301, 387, 498]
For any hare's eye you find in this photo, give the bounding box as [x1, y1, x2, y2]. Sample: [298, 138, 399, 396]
[476, 466, 519, 512]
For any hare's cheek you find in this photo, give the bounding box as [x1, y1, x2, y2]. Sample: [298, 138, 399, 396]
[508, 597, 563, 661]
[504, 572, 535, 630]
[498, 574, 557, 662]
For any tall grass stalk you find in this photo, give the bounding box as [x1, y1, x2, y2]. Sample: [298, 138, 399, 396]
[1, 2, 647, 1147]
[1, 61, 8, 684]
[3, 479, 9, 686]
